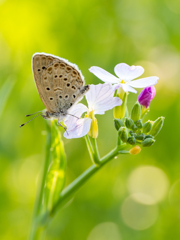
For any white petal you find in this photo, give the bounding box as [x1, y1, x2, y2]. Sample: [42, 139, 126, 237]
[64, 118, 92, 139]
[121, 84, 137, 93]
[65, 103, 88, 129]
[94, 97, 122, 115]
[86, 83, 122, 114]
[112, 83, 121, 91]
[114, 63, 144, 81]
[68, 103, 87, 118]
[128, 76, 159, 88]
[89, 66, 119, 83]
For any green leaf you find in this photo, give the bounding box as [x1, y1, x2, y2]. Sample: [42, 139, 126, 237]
[0, 78, 15, 118]
[44, 120, 66, 211]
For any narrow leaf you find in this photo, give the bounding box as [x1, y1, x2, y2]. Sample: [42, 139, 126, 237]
[44, 120, 66, 210]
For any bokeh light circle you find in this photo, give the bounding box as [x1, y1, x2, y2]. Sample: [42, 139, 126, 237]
[121, 195, 159, 230]
[127, 166, 169, 205]
[87, 222, 121, 240]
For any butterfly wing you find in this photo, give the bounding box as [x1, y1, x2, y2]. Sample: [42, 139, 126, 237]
[32, 53, 89, 113]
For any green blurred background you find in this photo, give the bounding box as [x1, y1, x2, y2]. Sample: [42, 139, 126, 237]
[0, 0, 180, 239]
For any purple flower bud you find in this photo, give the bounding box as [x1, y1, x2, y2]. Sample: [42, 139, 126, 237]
[138, 86, 156, 108]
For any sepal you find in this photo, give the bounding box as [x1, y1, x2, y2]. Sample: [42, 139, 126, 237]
[142, 137, 155, 147]
[143, 120, 152, 133]
[131, 102, 141, 122]
[149, 117, 164, 137]
[118, 127, 128, 142]
[125, 118, 134, 129]
[127, 136, 136, 145]
[114, 119, 124, 131]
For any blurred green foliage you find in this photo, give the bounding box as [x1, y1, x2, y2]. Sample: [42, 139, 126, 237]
[0, 0, 180, 239]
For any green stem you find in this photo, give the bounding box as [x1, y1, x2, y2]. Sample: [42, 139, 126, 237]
[50, 146, 120, 217]
[91, 137, 100, 165]
[84, 135, 94, 164]
[117, 134, 121, 146]
[29, 122, 51, 240]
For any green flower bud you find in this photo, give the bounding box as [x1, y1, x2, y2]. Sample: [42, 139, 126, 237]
[142, 138, 155, 147]
[127, 136, 136, 145]
[144, 134, 153, 139]
[118, 127, 128, 142]
[143, 120, 152, 133]
[149, 117, 165, 137]
[129, 130, 136, 137]
[135, 133, 145, 140]
[135, 120, 143, 129]
[114, 119, 124, 131]
[131, 102, 141, 122]
[125, 118, 134, 129]
[132, 125, 138, 131]
[136, 129, 142, 135]
[114, 90, 128, 119]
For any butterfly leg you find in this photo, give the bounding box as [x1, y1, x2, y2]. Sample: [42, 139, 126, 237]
[41, 114, 49, 120]
[57, 121, 69, 135]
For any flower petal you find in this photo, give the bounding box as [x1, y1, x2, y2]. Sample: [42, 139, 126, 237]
[112, 83, 121, 91]
[138, 87, 154, 108]
[64, 118, 92, 139]
[65, 103, 88, 130]
[86, 83, 122, 115]
[94, 97, 122, 115]
[114, 63, 144, 81]
[89, 66, 119, 83]
[120, 84, 137, 93]
[150, 86, 156, 100]
[128, 76, 159, 88]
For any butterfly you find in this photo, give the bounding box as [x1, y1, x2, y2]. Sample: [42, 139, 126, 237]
[20, 53, 90, 127]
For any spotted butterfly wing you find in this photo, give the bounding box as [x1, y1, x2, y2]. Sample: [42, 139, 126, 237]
[32, 53, 89, 114]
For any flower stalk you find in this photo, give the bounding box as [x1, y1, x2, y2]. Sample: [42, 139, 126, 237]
[49, 144, 125, 218]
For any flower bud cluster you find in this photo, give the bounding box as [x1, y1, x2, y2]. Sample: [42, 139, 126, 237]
[114, 100, 164, 149]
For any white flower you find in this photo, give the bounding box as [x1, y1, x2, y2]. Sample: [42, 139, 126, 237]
[63, 83, 122, 139]
[89, 63, 159, 94]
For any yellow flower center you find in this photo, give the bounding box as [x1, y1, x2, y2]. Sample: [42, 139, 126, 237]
[120, 79, 126, 84]
[85, 110, 94, 119]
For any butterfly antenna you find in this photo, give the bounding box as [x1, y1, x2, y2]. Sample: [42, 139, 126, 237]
[26, 111, 43, 117]
[66, 113, 79, 119]
[20, 113, 42, 127]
